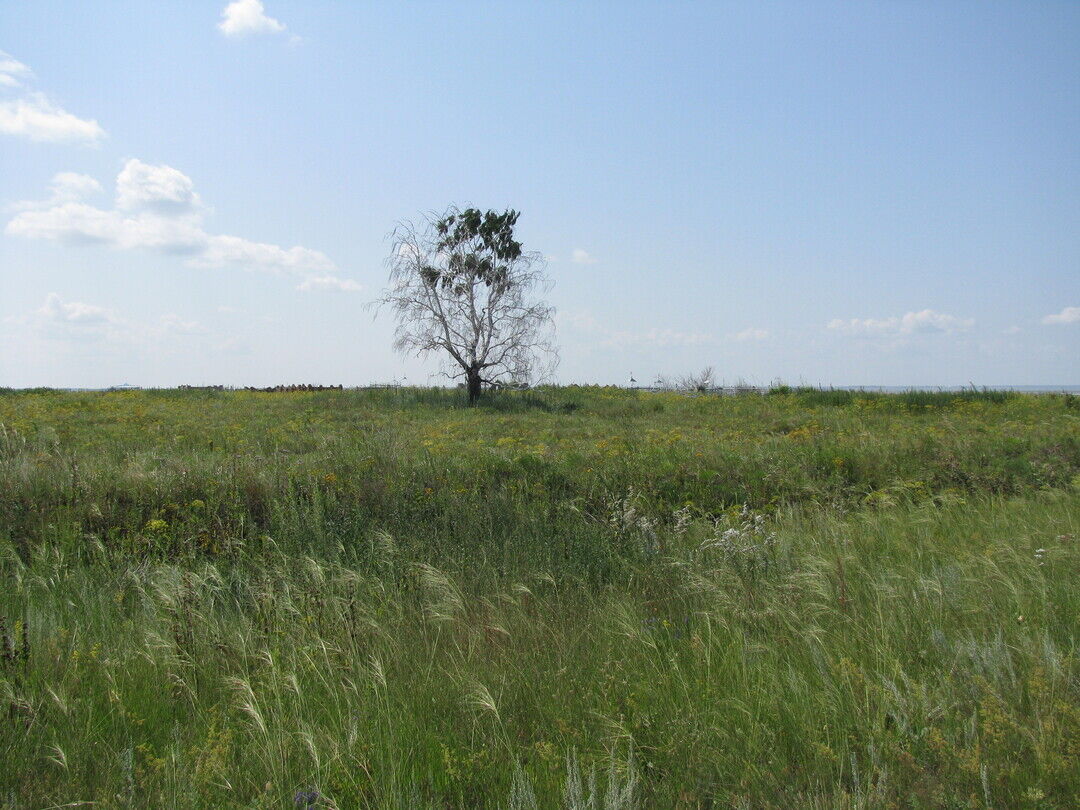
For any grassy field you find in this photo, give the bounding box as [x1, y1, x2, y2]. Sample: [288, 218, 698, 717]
[1, 386, 1078, 808]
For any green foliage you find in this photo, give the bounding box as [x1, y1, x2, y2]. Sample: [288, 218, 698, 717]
[0, 388, 1077, 807]
[427, 207, 522, 289]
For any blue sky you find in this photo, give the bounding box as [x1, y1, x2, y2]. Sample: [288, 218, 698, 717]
[1, 0, 1077, 387]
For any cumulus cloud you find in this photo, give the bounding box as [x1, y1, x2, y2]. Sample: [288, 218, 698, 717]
[116, 159, 201, 214]
[50, 171, 104, 201]
[0, 93, 106, 144]
[296, 275, 363, 293]
[9, 171, 103, 212]
[218, 0, 286, 36]
[37, 292, 115, 326]
[827, 309, 974, 337]
[571, 248, 597, 264]
[9, 293, 124, 344]
[0, 52, 105, 144]
[13, 293, 205, 346]
[734, 327, 769, 342]
[1041, 306, 1080, 325]
[199, 234, 336, 274]
[10, 203, 124, 244]
[6, 159, 350, 284]
[9, 201, 206, 253]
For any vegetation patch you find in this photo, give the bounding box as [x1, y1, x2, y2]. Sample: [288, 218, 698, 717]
[1, 388, 1077, 807]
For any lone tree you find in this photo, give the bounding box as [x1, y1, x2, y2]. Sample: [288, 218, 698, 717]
[380, 206, 558, 403]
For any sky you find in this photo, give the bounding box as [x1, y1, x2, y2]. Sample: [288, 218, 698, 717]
[1, 0, 1077, 388]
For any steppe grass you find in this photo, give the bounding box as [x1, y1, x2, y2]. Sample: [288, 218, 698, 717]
[1, 387, 1078, 807]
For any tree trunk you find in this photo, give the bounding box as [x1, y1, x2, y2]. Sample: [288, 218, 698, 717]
[466, 367, 482, 404]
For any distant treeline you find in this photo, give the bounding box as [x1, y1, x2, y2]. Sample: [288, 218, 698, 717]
[243, 384, 345, 393]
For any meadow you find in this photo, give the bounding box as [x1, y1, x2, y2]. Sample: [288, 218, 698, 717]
[0, 386, 1077, 808]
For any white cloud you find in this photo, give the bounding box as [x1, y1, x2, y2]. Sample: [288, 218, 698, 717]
[0, 93, 105, 144]
[36, 292, 115, 326]
[200, 234, 335, 274]
[8, 202, 207, 253]
[116, 158, 201, 214]
[50, 171, 103, 201]
[1003, 325, 1022, 335]
[9, 203, 131, 244]
[218, 0, 286, 36]
[827, 309, 974, 337]
[9, 293, 124, 344]
[0, 52, 103, 143]
[9, 171, 103, 211]
[13, 293, 206, 347]
[571, 248, 597, 264]
[6, 159, 339, 281]
[297, 275, 363, 292]
[734, 327, 769, 342]
[0, 51, 31, 88]
[1041, 306, 1080, 325]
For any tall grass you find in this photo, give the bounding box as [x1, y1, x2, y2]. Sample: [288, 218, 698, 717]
[766, 385, 1018, 408]
[0, 388, 1077, 806]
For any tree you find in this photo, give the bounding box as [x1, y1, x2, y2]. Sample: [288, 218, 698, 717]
[677, 366, 717, 392]
[379, 206, 558, 403]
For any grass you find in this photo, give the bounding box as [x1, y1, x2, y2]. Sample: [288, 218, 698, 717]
[1, 386, 1078, 807]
